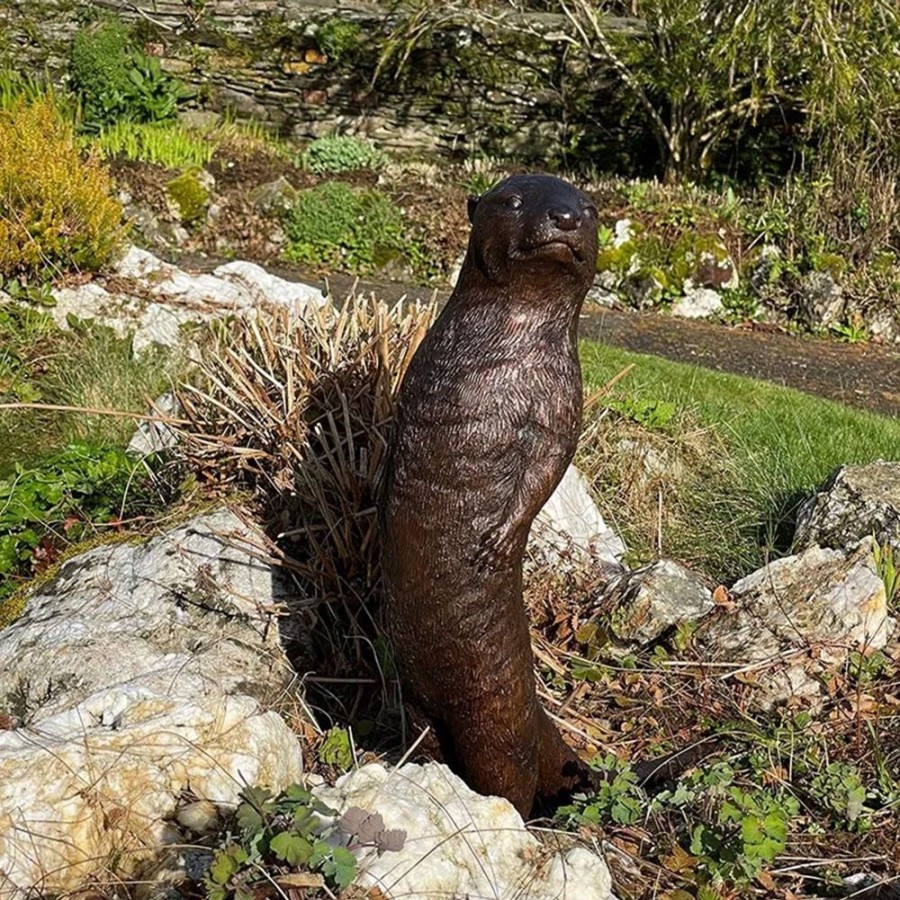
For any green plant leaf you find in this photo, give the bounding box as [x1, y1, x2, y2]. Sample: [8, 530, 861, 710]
[270, 831, 314, 866]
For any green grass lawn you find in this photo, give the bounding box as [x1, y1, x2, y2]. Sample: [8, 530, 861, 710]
[579, 340, 900, 583]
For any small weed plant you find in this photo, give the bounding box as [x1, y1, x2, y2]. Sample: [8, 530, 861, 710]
[560, 756, 799, 889]
[205, 783, 406, 898]
[807, 761, 871, 832]
[686, 785, 799, 884]
[0, 97, 125, 277]
[301, 134, 387, 174]
[0, 442, 148, 611]
[0, 275, 56, 308]
[167, 171, 210, 226]
[316, 18, 362, 62]
[557, 754, 645, 826]
[606, 396, 677, 430]
[873, 541, 898, 604]
[319, 726, 354, 770]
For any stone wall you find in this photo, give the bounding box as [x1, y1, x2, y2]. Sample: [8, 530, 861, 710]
[0, 0, 640, 161]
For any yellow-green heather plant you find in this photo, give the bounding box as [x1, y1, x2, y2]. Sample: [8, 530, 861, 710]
[0, 96, 126, 277]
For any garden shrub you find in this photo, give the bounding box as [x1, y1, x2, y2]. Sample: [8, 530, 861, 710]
[0, 97, 126, 277]
[283, 180, 420, 273]
[71, 21, 193, 130]
[301, 135, 386, 174]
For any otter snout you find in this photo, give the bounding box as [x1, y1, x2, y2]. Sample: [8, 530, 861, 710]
[547, 205, 582, 232]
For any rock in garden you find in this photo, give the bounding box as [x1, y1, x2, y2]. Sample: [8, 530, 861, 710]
[671, 285, 724, 319]
[798, 270, 844, 329]
[50, 281, 135, 337]
[869, 309, 900, 344]
[250, 175, 299, 216]
[49, 247, 330, 355]
[693, 538, 893, 708]
[530, 464, 626, 571]
[313, 761, 617, 900]
[214, 259, 326, 308]
[586, 281, 620, 309]
[606, 559, 713, 644]
[794, 461, 900, 552]
[0, 509, 304, 897]
[116, 246, 325, 313]
[127, 391, 181, 457]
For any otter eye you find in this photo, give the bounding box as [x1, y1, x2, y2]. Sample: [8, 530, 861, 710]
[505, 196, 522, 210]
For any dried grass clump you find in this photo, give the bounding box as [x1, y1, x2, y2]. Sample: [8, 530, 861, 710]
[173, 296, 433, 608]
[0, 97, 126, 277]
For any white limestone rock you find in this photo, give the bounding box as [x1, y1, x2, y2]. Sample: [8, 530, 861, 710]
[314, 761, 617, 900]
[213, 259, 326, 309]
[115, 245, 169, 280]
[127, 392, 181, 457]
[133, 301, 198, 354]
[0, 509, 304, 897]
[694, 538, 893, 707]
[607, 559, 714, 644]
[530, 464, 626, 571]
[671, 286, 724, 319]
[799, 270, 845, 329]
[794, 460, 900, 552]
[49, 281, 138, 337]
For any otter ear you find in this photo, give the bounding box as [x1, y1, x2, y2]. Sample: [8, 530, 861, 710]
[467, 195, 480, 224]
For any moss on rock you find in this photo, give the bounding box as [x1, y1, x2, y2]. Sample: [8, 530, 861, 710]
[166, 170, 210, 226]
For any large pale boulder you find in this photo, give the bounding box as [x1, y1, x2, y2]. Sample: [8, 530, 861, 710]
[794, 461, 900, 552]
[314, 761, 617, 900]
[694, 538, 892, 707]
[0, 509, 304, 897]
[530, 464, 626, 571]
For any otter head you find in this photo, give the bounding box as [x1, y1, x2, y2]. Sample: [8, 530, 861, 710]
[463, 174, 599, 295]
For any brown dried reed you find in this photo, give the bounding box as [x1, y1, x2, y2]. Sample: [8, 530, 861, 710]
[172, 295, 433, 610]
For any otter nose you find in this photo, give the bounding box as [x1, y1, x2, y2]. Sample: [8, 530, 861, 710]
[548, 206, 581, 231]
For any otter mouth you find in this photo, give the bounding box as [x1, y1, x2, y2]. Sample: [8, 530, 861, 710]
[518, 240, 585, 263]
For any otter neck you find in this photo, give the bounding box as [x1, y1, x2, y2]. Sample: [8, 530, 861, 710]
[453, 253, 589, 333]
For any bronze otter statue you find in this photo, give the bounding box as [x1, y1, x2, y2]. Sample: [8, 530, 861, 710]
[380, 173, 600, 817]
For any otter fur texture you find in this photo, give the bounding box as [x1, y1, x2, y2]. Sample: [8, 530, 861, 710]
[380, 174, 600, 817]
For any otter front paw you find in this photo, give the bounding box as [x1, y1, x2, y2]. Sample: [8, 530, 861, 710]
[473, 519, 520, 571]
